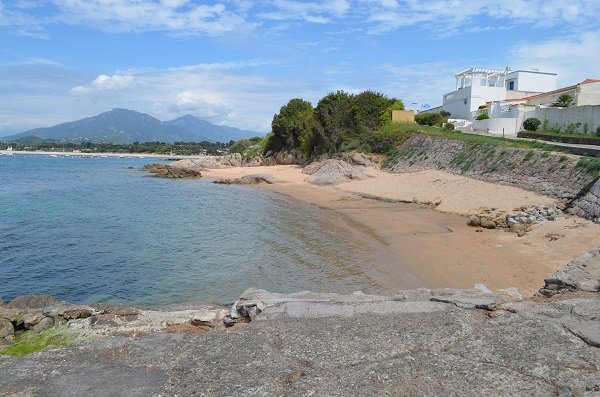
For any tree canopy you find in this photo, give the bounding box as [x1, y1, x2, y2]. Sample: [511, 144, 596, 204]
[265, 90, 403, 157]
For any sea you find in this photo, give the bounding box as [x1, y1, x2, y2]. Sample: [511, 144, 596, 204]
[0, 153, 386, 305]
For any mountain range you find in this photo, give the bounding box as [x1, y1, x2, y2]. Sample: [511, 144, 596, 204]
[2, 109, 261, 144]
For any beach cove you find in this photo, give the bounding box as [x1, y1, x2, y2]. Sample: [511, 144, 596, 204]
[199, 163, 600, 296]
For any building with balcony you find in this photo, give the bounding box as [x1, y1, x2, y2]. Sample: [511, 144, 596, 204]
[430, 67, 557, 120]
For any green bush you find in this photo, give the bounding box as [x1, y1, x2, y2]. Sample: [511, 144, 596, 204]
[443, 122, 455, 131]
[440, 110, 451, 118]
[523, 118, 541, 131]
[475, 112, 489, 121]
[415, 112, 445, 126]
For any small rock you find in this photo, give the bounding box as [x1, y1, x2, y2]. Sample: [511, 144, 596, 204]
[223, 317, 235, 327]
[507, 217, 519, 227]
[32, 316, 54, 332]
[557, 202, 567, 211]
[191, 309, 218, 326]
[475, 228, 483, 233]
[0, 318, 14, 339]
[473, 284, 492, 294]
[22, 311, 46, 329]
[497, 287, 523, 302]
[466, 215, 481, 227]
[480, 219, 496, 229]
[517, 230, 527, 237]
[59, 307, 93, 320]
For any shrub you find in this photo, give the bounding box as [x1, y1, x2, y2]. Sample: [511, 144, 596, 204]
[523, 118, 541, 131]
[443, 122, 455, 131]
[596, 126, 600, 137]
[553, 94, 574, 108]
[543, 119, 549, 130]
[566, 123, 576, 134]
[440, 110, 451, 118]
[475, 112, 489, 121]
[584, 123, 589, 134]
[415, 112, 445, 126]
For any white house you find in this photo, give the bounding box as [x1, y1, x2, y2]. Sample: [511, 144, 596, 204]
[427, 67, 557, 120]
[524, 79, 600, 107]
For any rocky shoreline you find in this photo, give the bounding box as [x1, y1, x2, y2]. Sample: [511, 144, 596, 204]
[1, 248, 598, 396]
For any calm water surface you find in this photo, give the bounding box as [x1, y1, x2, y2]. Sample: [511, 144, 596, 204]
[0, 154, 384, 305]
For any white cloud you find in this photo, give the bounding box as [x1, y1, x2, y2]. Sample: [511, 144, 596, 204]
[70, 73, 135, 95]
[1, 0, 597, 37]
[50, 0, 252, 36]
[513, 30, 600, 86]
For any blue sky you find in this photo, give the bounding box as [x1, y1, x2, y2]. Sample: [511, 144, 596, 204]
[1, 0, 599, 135]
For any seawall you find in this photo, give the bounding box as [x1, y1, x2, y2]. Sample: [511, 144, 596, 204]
[386, 134, 600, 221]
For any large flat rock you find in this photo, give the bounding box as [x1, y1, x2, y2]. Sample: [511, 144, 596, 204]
[1, 288, 599, 396]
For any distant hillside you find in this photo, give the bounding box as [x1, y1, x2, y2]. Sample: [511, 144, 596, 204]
[164, 115, 257, 143]
[4, 109, 261, 144]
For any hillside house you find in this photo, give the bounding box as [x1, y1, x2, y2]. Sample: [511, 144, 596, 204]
[426, 67, 557, 120]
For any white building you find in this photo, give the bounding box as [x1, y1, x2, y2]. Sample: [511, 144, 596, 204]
[429, 67, 557, 120]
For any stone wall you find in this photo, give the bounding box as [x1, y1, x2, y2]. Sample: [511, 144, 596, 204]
[386, 134, 600, 220]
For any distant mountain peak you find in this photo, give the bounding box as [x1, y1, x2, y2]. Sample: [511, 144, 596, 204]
[3, 109, 262, 144]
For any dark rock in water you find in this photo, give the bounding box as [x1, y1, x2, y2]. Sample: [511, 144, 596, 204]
[0, 318, 14, 339]
[213, 175, 274, 185]
[143, 163, 202, 178]
[8, 295, 61, 310]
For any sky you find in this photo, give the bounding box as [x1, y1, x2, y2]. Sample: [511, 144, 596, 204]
[0, 0, 599, 135]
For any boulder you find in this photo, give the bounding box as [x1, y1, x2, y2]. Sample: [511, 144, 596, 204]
[466, 215, 481, 227]
[143, 163, 202, 178]
[190, 309, 218, 326]
[0, 318, 14, 339]
[22, 311, 46, 329]
[480, 219, 496, 229]
[539, 248, 600, 296]
[32, 317, 54, 332]
[8, 295, 61, 310]
[59, 307, 94, 320]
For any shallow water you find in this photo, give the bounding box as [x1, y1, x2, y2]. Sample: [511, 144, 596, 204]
[0, 154, 385, 305]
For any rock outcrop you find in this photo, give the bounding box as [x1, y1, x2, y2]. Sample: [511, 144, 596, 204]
[142, 163, 202, 178]
[539, 247, 600, 296]
[302, 152, 377, 185]
[212, 175, 275, 185]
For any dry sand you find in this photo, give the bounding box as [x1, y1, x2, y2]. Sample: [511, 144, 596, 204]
[202, 165, 600, 296]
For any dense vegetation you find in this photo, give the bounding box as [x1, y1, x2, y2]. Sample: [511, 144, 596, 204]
[0, 139, 233, 155]
[264, 91, 405, 157]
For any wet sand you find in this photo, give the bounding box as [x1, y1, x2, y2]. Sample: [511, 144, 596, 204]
[202, 165, 600, 296]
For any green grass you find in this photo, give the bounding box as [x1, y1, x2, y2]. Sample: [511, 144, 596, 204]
[383, 123, 565, 152]
[0, 326, 81, 357]
[576, 156, 600, 176]
[530, 129, 599, 139]
[523, 150, 534, 162]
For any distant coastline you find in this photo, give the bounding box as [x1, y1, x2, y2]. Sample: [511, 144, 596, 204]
[0, 149, 207, 160]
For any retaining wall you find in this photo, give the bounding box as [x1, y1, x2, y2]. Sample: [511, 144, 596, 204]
[386, 134, 600, 221]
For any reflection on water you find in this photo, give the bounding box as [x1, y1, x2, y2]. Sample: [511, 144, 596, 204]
[0, 154, 392, 305]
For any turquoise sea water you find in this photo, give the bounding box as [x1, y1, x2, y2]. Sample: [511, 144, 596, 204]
[0, 154, 384, 305]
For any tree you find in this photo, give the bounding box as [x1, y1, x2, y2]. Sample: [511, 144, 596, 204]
[553, 94, 574, 108]
[312, 91, 354, 155]
[265, 98, 314, 154]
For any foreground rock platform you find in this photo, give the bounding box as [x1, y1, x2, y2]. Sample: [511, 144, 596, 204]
[1, 284, 598, 396]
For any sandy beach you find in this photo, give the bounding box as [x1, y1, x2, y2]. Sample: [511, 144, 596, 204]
[202, 165, 600, 296]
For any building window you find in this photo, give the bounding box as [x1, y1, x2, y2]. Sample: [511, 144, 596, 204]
[507, 80, 515, 91]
